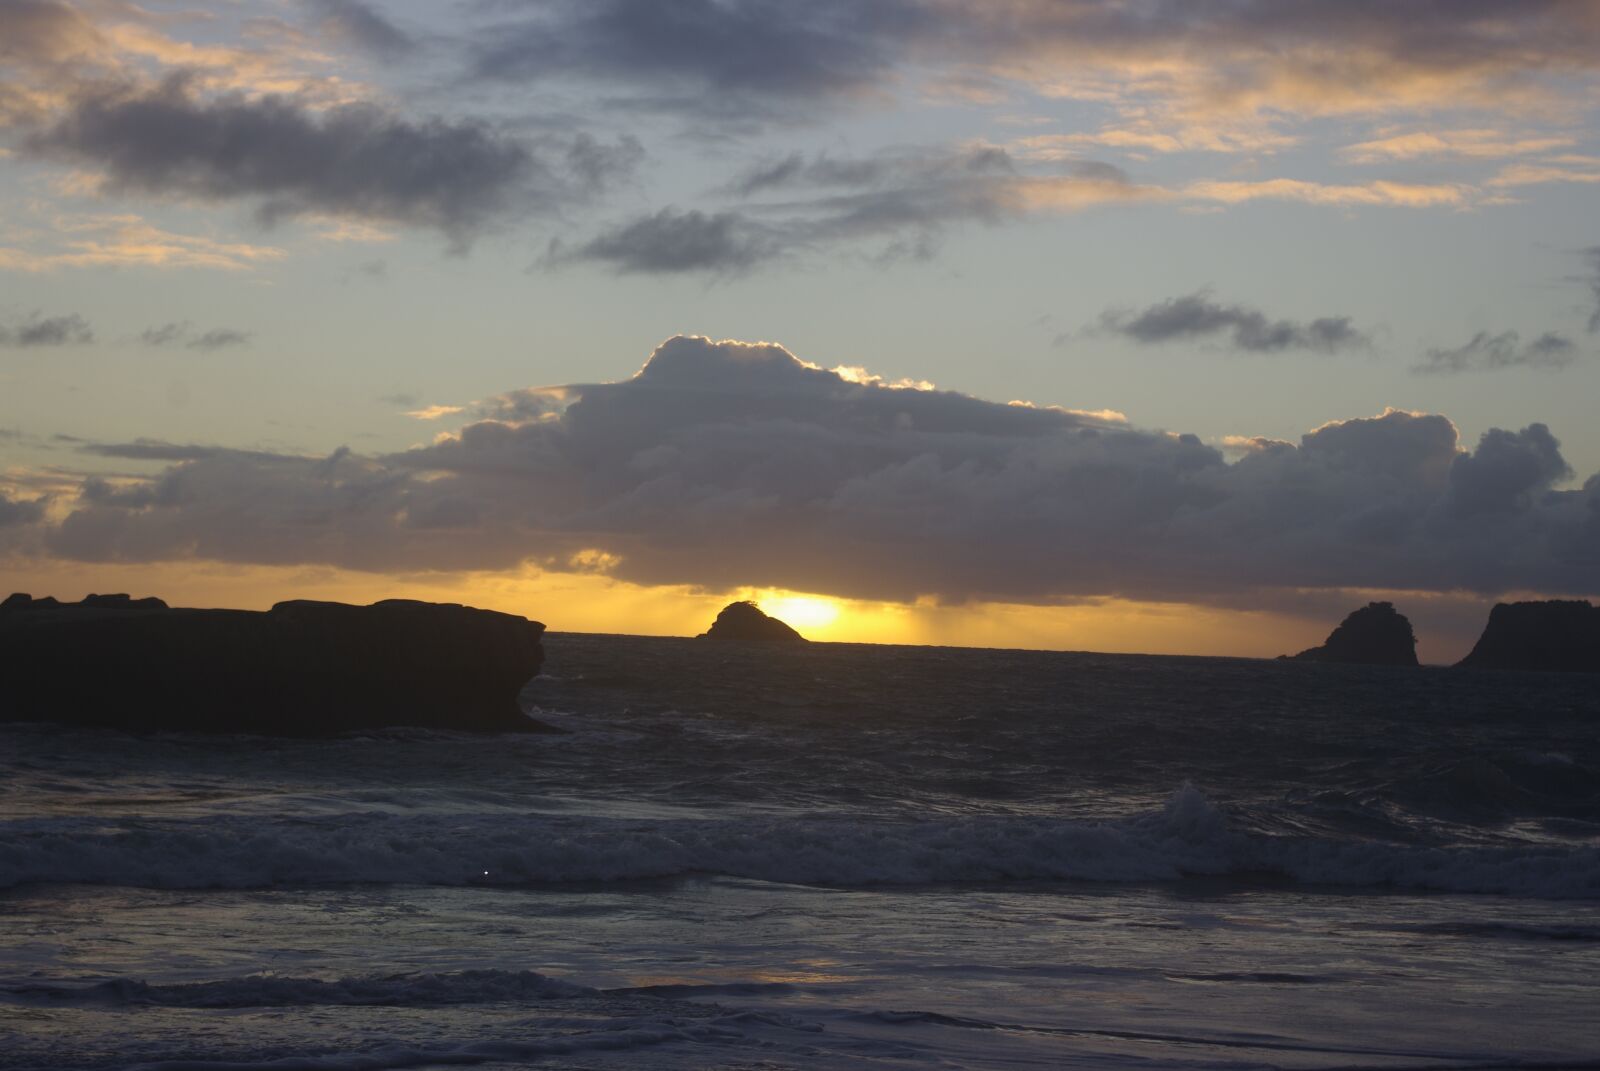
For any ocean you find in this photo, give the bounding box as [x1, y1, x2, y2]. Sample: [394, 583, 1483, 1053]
[3, 634, 1598, 1070]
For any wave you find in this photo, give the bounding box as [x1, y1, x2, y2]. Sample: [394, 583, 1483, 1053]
[2, 786, 1596, 898]
[4, 969, 592, 1009]
[113, 1026, 721, 1071]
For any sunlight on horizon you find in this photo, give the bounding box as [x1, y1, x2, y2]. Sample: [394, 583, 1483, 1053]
[747, 592, 841, 632]
[0, 557, 1492, 663]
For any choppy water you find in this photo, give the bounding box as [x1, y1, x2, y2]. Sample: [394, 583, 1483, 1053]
[3, 635, 1598, 1069]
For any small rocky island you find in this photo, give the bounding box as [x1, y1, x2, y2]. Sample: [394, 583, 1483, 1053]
[698, 601, 807, 642]
[1284, 601, 1419, 666]
[0, 593, 551, 734]
[1457, 600, 1599, 674]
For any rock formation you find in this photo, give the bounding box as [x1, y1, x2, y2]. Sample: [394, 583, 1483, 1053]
[0, 594, 551, 734]
[697, 601, 807, 642]
[1284, 601, 1418, 666]
[1456, 600, 1600, 673]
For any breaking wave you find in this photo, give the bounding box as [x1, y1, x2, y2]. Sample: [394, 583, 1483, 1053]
[4, 786, 1596, 898]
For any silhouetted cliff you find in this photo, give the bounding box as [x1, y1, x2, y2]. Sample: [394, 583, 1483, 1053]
[1457, 600, 1600, 673]
[698, 601, 806, 642]
[1285, 601, 1418, 666]
[0, 594, 551, 734]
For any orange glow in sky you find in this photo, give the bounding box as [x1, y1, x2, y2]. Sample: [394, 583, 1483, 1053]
[0, 555, 1494, 664]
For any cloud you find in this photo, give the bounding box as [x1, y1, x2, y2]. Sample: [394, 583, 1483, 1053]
[1187, 178, 1472, 208]
[77, 439, 291, 464]
[562, 148, 1162, 274]
[188, 328, 250, 352]
[0, 489, 44, 525]
[139, 322, 252, 350]
[0, 213, 287, 272]
[1097, 293, 1370, 353]
[1015, 124, 1297, 158]
[1415, 331, 1578, 374]
[403, 405, 465, 421]
[23, 76, 635, 245]
[303, 0, 416, 59]
[472, 0, 924, 118]
[16, 336, 1598, 606]
[1340, 129, 1578, 163]
[1445, 423, 1572, 517]
[138, 322, 185, 347]
[1487, 161, 1600, 188]
[0, 312, 93, 347]
[465, 1, 1600, 138]
[0, 491, 45, 527]
[1586, 247, 1600, 334]
[556, 208, 780, 275]
[0, 0, 358, 129]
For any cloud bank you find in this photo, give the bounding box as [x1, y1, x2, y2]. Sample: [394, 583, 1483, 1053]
[15, 336, 1597, 607]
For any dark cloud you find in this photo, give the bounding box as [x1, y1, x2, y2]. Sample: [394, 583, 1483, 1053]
[736, 146, 1037, 240]
[0, 492, 45, 527]
[21, 336, 1599, 604]
[556, 208, 779, 274]
[463, 1, 1600, 125]
[472, 0, 925, 118]
[1415, 330, 1577, 374]
[303, 0, 416, 58]
[78, 440, 292, 464]
[563, 133, 645, 192]
[25, 76, 636, 245]
[562, 147, 1155, 274]
[725, 150, 933, 196]
[139, 323, 185, 347]
[189, 328, 251, 352]
[1446, 423, 1571, 517]
[0, 313, 93, 347]
[1098, 293, 1370, 353]
[139, 323, 251, 350]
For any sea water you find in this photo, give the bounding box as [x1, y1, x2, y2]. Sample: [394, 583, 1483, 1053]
[2, 635, 1598, 1069]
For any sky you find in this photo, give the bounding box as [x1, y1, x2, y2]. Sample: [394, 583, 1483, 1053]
[1, 0, 1598, 662]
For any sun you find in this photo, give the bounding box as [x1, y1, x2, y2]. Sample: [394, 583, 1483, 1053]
[758, 594, 841, 631]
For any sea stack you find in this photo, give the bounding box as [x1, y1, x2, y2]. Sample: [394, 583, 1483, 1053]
[1456, 600, 1600, 674]
[0, 594, 552, 734]
[1285, 601, 1418, 666]
[698, 601, 807, 642]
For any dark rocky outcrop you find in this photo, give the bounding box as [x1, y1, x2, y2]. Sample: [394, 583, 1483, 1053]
[1456, 600, 1600, 674]
[0, 594, 551, 734]
[697, 601, 806, 642]
[1284, 601, 1418, 666]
